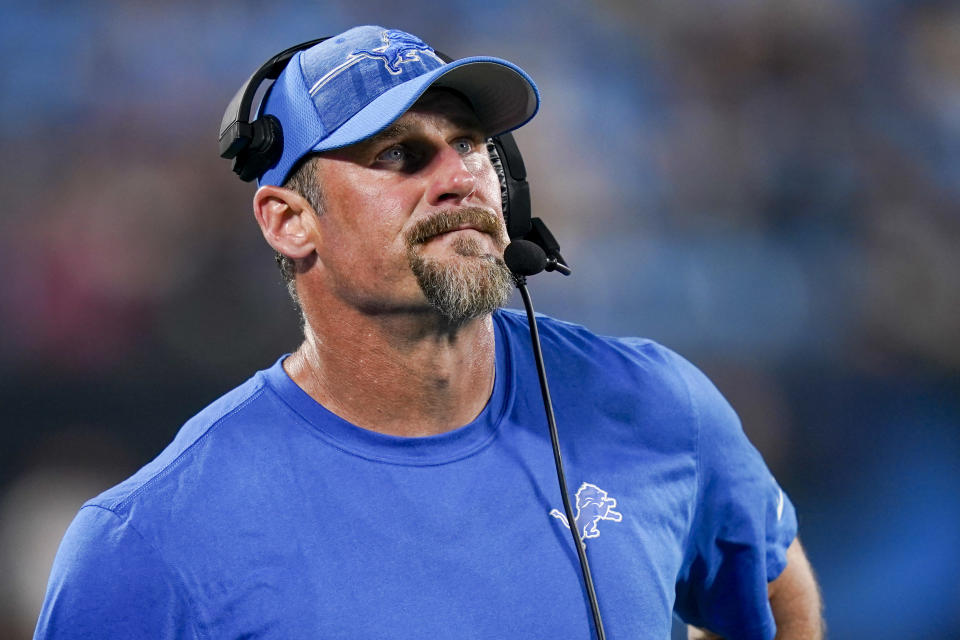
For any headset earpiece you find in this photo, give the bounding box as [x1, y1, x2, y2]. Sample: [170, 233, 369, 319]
[489, 133, 530, 241]
[235, 115, 284, 182]
[486, 141, 510, 221]
[489, 132, 570, 274]
[219, 38, 327, 183]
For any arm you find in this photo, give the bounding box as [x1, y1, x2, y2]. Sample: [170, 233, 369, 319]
[664, 345, 813, 639]
[688, 538, 823, 640]
[766, 538, 823, 639]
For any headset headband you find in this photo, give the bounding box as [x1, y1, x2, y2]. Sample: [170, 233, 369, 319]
[219, 38, 328, 163]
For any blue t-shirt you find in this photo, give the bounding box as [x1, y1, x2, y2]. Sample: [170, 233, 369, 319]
[35, 310, 796, 639]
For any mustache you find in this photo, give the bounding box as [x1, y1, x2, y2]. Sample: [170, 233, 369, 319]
[405, 207, 506, 247]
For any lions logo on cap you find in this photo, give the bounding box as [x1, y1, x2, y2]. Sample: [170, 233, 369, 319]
[353, 29, 437, 74]
[310, 29, 444, 95]
[550, 482, 623, 544]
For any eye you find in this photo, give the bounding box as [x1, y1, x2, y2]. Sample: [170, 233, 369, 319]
[375, 146, 408, 165]
[452, 138, 474, 155]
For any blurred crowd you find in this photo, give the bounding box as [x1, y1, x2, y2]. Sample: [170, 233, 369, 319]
[1, 0, 958, 637]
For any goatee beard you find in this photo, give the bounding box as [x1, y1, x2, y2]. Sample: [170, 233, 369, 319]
[405, 208, 514, 323]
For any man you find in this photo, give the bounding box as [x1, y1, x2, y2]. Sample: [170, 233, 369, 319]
[35, 26, 822, 639]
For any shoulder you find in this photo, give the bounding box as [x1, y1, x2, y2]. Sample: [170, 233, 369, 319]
[495, 308, 716, 405]
[43, 361, 291, 611]
[495, 308, 662, 360]
[85, 360, 286, 515]
[36, 503, 199, 638]
[36, 359, 302, 637]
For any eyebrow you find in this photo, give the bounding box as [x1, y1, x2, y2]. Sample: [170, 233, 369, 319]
[445, 113, 487, 135]
[367, 112, 485, 147]
[370, 121, 414, 144]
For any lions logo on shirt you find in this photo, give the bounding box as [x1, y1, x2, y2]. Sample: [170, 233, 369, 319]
[550, 483, 623, 543]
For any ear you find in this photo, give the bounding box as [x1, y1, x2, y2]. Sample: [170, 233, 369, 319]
[253, 186, 318, 260]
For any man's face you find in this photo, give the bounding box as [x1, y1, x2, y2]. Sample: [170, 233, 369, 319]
[305, 90, 513, 322]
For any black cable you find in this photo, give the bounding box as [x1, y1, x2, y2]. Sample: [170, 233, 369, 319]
[515, 277, 606, 640]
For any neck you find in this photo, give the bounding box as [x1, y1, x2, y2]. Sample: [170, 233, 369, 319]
[284, 307, 498, 437]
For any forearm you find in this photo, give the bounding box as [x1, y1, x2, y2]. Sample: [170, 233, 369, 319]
[767, 539, 824, 639]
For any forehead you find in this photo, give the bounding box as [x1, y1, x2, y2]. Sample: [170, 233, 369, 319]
[404, 89, 484, 129]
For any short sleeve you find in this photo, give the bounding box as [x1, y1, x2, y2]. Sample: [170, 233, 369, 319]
[34, 505, 197, 640]
[671, 354, 798, 640]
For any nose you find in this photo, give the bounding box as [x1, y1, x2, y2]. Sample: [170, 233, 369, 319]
[424, 145, 477, 206]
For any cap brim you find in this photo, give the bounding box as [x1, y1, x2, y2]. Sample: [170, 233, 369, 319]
[311, 56, 539, 153]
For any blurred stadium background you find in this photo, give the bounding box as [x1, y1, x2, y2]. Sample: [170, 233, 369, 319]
[2, 0, 959, 637]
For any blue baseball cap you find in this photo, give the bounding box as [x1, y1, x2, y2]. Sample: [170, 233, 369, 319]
[257, 26, 540, 186]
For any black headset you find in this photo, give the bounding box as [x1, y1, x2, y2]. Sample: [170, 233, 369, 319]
[218, 38, 570, 275]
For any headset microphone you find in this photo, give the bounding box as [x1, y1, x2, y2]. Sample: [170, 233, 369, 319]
[504, 240, 547, 276]
[488, 66, 602, 636]
[507, 246, 607, 640]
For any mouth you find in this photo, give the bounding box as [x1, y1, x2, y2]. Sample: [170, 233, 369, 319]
[428, 225, 485, 240]
[407, 208, 505, 248]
